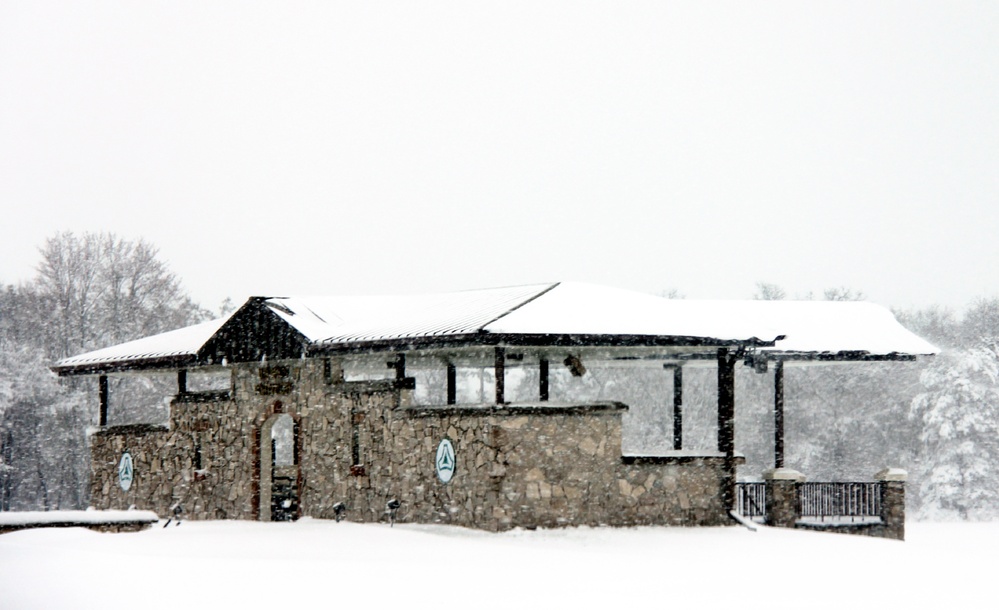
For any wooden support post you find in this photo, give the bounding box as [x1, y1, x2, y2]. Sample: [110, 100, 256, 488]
[394, 354, 406, 380]
[717, 350, 735, 456]
[178, 369, 187, 394]
[494, 347, 505, 405]
[446, 362, 457, 405]
[774, 359, 785, 469]
[539, 358, 549, 402]
[98, 375, 109, 427]
[672, 365, 683, 451]
[717, 348, 736, 510]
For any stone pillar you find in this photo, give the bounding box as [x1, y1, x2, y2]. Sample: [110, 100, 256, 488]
[764, 468, 805, 529]
[876, 468, 907, 541]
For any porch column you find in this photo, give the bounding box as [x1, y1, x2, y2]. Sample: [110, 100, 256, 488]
[665, 364, 683, 450]
[764, 468, 805, 529]
[494, 347, 506, 404]
[717, 349, 736, 510]
[99, 374, 109, 427]
[446, 362, 457, 405]
[774, 359, 785, 469]
[539, 358, 549, 402]
[876, 468, 907, 541]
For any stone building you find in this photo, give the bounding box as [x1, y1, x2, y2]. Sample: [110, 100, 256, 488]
[54, 282, 936, 533]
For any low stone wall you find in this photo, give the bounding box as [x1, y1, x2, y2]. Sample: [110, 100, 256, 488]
[299, 393, 730, 530]
[762, 468, 906, 541]
[90, 398, 258, 520]
[0, 510, 159, 535]
[0, 522, 155, 535]
[90, 359, 733, 531]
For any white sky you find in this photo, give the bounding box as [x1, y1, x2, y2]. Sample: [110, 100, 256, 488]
[2, 2, 997, 313]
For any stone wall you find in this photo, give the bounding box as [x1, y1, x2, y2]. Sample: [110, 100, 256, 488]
[90, 397, 258, 520]
[90, 359, 330, 520]
[335, 403, 727, 529]
[90, 358, 731, 530]
[762, 468, 907, 540]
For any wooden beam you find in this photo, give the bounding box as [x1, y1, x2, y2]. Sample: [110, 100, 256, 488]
[494, 347, 505, 405]
[774, 359, 785, 469]
[98, 375, 108, 427]
[310, 332, 776, 357]
[672, 365, 683, 451]
[539, 358, 549, 402]
[717, 348, 736, 510]
[177, 369, 187, 394]
[717, 350, 735, 456]
[446, 362, 456, 405]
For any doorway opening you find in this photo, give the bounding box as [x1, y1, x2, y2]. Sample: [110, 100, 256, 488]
[259, 413, 299, 521]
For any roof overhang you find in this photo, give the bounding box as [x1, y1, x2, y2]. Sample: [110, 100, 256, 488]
[51, 282, 938, 377]
[308, 332, 778, 356]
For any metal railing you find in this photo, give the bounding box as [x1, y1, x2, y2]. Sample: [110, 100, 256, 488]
[736, 481, 884, 522]
[735, 482, 767, 519]
[797, 482, 882, 521]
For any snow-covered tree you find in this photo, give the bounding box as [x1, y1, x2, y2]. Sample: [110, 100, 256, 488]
[910, 345, 999, 519]
[0, 232, 210, 510]
[25, 232, 209, 360]
[0, 340, 87, 510]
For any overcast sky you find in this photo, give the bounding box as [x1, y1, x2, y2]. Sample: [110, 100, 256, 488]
[2, 2, 997, 313]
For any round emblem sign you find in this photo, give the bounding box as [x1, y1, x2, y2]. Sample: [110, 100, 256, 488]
[435, 439, 455, 484]
[118, 452, 134, 491]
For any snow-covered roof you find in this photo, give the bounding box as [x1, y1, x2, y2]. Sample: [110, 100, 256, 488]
[755, 300, 938, 358]
[52, 282, 937, 375]
[271, 282, 787, 346]
[53, 318, 227, 372]
[483, 283, 785, 340]
[267, 283, 555, 343]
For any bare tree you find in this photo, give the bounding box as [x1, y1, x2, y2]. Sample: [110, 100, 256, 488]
[753, 282, 786, 300]
[28, 232, 210, 360]
[0, 232, 210, 510]
[823, 286, 865, 301]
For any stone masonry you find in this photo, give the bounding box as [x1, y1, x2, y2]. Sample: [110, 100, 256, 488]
[90, 358, 731, 530]
[762, 467, 907, 540]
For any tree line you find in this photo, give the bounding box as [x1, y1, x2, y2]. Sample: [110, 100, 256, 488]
[1, 235, 997, 519]
[0, 232, 208, 510]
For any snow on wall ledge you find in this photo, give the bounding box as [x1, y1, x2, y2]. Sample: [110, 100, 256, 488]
[0, 510, 160, 535]
[0, 509, 159, 526]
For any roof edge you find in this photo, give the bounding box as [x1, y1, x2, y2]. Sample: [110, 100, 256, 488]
[52, 354, 199, 377]
[310, 332, 778, 355]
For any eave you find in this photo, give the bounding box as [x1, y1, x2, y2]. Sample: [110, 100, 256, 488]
[308, 332, 779, 356]
[53, 354, 199, 377]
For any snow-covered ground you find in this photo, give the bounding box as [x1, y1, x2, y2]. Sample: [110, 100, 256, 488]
[0, 519, 991, 609]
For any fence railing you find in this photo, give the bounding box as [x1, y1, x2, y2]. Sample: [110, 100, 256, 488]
[797, 482, 882, 521]
[735, 481, 884, 522]
[735, 482, 767, 519]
